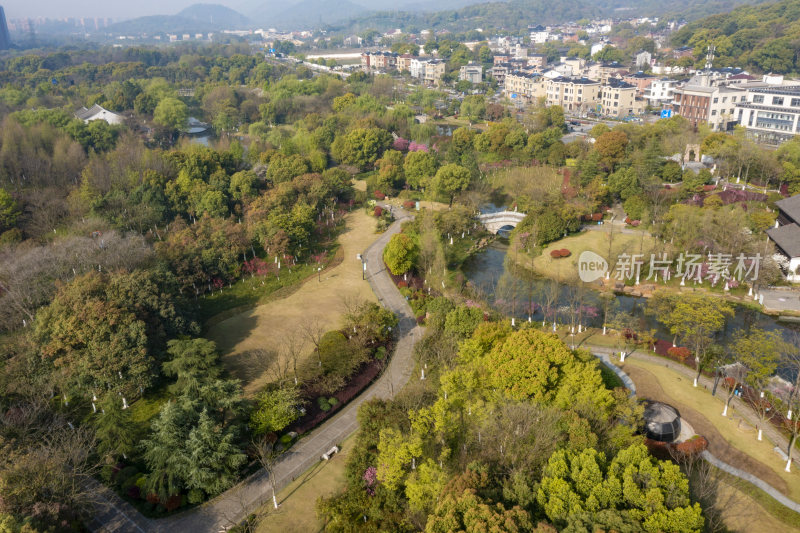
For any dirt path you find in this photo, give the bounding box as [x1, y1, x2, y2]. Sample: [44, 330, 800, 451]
[626, 364, 790, 496]
[207, 211, 378, 397]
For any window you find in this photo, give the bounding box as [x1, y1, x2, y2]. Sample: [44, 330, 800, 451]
[753, 95, 764, 103]
[774, 97, 785, 106]
[722, 97, 727, 103]
[615, 93, 619, 99]
[792, 98, 800, 107]
[711, 110, 717, 116]
[614, 101, 618, 107]
[713, 97, 719, 103]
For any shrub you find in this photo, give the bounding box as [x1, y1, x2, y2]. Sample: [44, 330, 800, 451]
[116, 466, 139, 488]
[146, 493, 160, 505]
[188, 489, 204, 505]
[674, 435, 708, 455]
[397, 280, 408, 288]
[403, 200, 416, 209]
[373, 206, 384, 217]
[667, 346, 691, 360]
[375, 346, 387, 360]
[373, 190, 386, 200]
[127, 485, 141, 499]
[550, 249, 561, 258]
[328, 397, 338, 407]
[165, 495, 182, 512]
[558, 249, 571, 257]
[280, 433, 294, 445]
[416, 314, 426, 325]
[318, 397, 331, 411]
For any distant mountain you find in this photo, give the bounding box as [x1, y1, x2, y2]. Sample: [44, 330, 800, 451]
[329, 0, 769, 34]
[177, 4, 252, 27]
[250, 0, 368, 29]
[105, 3, 252, 34]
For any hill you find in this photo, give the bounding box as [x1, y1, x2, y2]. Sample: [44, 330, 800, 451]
[250, 0, 368, 28]
[105, 4, 252, 34]
[670, 0, 797, 74]
[177, 4, 252, 27]
[327, 0, 768, 34]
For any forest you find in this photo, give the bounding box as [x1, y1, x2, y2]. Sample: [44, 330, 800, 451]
[0, 34, 798, 532]
[671, 0, 800, 73]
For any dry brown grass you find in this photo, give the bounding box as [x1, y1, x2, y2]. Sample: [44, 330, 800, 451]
[207, 211, 378, 397]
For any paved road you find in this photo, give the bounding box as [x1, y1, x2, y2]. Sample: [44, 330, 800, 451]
[90, 210, 422, 532]
[760, 288, 800, 313]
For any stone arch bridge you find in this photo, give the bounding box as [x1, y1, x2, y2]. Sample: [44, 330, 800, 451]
[477, 211, 527, 234]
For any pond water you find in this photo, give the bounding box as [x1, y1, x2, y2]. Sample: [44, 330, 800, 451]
[462, 240, 800, 374]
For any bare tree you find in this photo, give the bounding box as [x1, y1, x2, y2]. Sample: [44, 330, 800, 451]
[301, 317, 326, 367]
[252, 436, 280, 511]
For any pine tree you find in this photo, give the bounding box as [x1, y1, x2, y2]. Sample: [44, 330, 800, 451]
[162, 338, 221, 397]
[95, 396, 136, 462]
[183, 409, 246, 498]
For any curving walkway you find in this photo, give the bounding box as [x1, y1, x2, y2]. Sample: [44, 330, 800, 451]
[588, 346, 800, 514]
[90, 209, 422, 532]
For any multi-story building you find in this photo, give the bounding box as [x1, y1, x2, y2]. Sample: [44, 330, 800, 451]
[529, 25, 550, 44]
[670, 84, 715, 128]
[586, 61, 627, 84]
[424, 60, 446, 84]
[622, 71, 656, 97]
[735, 86, 800, 144]
[396, 54, 413, 72]
[459, 63, 483, 84]
[504, 72, 545, 102]
[644, 78, 678, 107]
[546, 77, 602, 114]
[492, 63, 510, 84]
[600, 79, 638, 117]
[767, 193, 800, 282]
[527, 54, 547, 69]
[409, 58, 426, 78]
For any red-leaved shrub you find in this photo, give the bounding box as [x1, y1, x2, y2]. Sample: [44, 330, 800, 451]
[373, 190, 386, 200]
[164, 494, 182, 512]
[668, 346, 691, 360]
[403, 200, 416, 209]
[675, 435, 708, 455]
[558, 249, 571, 257]
[373, 206, 383, 217]
[146, 493, 160, 504]
[397, 280, 408, 288]
[550, 249, 561, 258]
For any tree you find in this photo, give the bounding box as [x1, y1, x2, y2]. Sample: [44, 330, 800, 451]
[183, 409, 247, 498]
[162, 338, 222, 397]
[433, 164, 471, 206]
[595, 130, 629, 171]
[404, 151, 438, 190]
[383, 233, 418, 275]
[331, 127, 392, 170]
[655, 294, 733, 387]
[95, 396, 136, 462]
[33, 273, 153, 397]
[443, 305, 484, 339]
[460, 95, 486, 122]
[153, 97, 188, 131]
[0, 188, 19, 232]
[426, 487, 533, 533]
[724, 328, 783, 421]
[537, 444, 703, 532]
[250, 386, 302, 435]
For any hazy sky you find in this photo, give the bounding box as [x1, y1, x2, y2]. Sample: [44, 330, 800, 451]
[2, 0, 243, 20]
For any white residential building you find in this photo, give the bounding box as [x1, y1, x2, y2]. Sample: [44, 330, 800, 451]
[735, 85, 800, 144]
[459, 63, 483, 84]
[644, 78, 677, 106]
[74, 104, 125, 125]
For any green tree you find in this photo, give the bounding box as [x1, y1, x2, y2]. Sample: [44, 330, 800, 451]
[444, 305, 484, 339]
[162, 338, 222, 397]
[331, 128, 392, 170]
[537, 444, 703, 532]
[655, 293, 733, 387]
[383, 233, 418, 275]
[433, 164, 471, 206]
[404, 151, 438, 190]
[183, 409, 247, 497]
[95, 396, 136, 462]
[153, 97, 188, 131]
[0, 188, 20, 232]
[595, 130, 629, 170]
[250, 386, 302, 435]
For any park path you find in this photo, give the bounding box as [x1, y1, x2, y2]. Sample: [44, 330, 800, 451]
[588, 345, 800, 514]
[90, 209, 422, 533]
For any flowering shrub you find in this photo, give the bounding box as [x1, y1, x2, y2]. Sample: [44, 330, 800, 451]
[363, 466, 378, 495]
[668, 346, 691, 360]
[408, 141, 429, 152]
[243, 257, 270, 276]
[392, 137, 410, 151]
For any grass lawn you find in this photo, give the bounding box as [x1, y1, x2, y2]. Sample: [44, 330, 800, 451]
[207, 211, 378, 397]
[255, 435, 353, 533]
[717, 474, 800, 531]
[620, 357, 800, 502]
[521, 228, 655, 282]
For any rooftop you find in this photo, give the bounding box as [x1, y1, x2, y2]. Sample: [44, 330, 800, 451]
[767, 223, 800, 258]
[749, 85, 800, 96]
[776, 194, 800, 223]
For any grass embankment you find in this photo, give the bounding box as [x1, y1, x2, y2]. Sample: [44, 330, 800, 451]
[207, 211, 378, 397]
[255, 436, 353, 533]
[620, 357, 800, 502]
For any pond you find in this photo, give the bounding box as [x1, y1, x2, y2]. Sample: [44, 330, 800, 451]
[462, 240, 800, 374]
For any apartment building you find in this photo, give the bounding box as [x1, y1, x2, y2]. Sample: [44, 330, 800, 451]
[527, 53, 547, 69]
[600, 79, 638, 117]
[546, 77, 601, 114]
[644, 78, 677, 107]
[735, 85, 800, 144]
[671, 84, 715, 128]
[459, 63, 483, 84]
[622, 71, 656, 97]
[504, 72, 545, 101]
[397, 54, 413, 72]
[424, 60, 446, 85]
